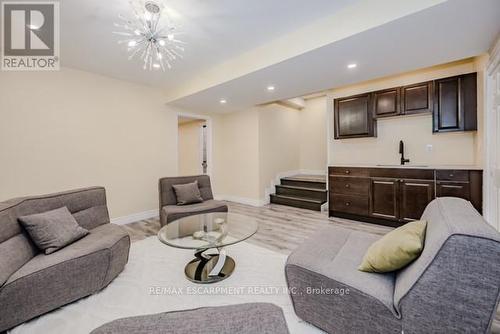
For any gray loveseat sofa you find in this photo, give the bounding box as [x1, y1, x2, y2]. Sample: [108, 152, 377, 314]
[159, 175, 228, 226]
[0, 187, 130, 332]
[286, 197, 500, 333]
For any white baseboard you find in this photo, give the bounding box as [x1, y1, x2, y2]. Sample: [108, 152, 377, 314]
[215, 195, 266, 207]
[111, 209, 158, 225]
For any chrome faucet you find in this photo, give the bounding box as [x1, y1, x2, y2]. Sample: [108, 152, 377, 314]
[399, 140, 410, 165]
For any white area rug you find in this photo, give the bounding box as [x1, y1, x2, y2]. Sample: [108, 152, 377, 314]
[10, 237, 325, 334]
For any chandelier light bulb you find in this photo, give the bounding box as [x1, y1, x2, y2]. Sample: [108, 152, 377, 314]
[114, 1, 186, 71]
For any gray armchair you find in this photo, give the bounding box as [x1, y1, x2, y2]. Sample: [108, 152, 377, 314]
[0, 187, 130, 332]
[286, 197, 500, 333]
[158, 175, 228, 226]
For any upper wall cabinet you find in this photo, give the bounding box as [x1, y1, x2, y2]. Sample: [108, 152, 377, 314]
[373, 88, 400, 118]
[334, 93, 376, 139]
[333, 72, 477, 139]
[401, 81, 433, 115]
[433, 73, 477, 133]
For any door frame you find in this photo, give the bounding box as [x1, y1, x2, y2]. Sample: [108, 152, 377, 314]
[176, 112, 213, 177]
[485, 37, 500, 230]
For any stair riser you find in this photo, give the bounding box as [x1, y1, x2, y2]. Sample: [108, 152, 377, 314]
[276, 186, 327, 202]
[280, 179, 326, 190]
[270, 195, 322, 211]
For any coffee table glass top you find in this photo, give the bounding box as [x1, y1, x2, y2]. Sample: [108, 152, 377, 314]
[158, 212, 258, 250]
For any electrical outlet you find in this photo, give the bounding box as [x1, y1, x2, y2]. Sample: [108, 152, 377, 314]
[426, 144, 433, 152]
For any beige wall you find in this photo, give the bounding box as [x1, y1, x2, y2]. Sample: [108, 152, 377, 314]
[211, 109, 260, 201]
[299, 97, 328, 171]
[178, 120, 205, 176]
[258, 104, 301, 196]
[0, 67, 178, 218]
[210, 104, 303, 203]
[327, 58, 486, 167]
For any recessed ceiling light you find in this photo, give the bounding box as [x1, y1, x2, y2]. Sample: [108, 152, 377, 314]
[219, 99, 227, 104]
[347, 63, 357, 69]
[267, 85, 275, 91]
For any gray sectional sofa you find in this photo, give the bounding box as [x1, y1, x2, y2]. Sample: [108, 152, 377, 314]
[286, 197, 500, 333]
[159, 175, 228, 226]
[0, 187, 130, 332]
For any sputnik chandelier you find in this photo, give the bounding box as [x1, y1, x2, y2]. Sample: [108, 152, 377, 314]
[114, 1, 185, 71]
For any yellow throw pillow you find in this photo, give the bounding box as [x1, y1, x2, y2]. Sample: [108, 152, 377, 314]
[358, 220, 427, 273]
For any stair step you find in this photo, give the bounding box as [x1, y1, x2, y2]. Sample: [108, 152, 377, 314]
[277, 185, 327, 192]
[281, 174, 326, 183]
[275, 185, 327, 201]
[270, 194, 323, 211]
[280, 178, 326, 190]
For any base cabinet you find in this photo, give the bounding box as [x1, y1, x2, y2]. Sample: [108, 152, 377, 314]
[329, 166, 482, 227]
[399, 180, 435, 222]
[370, 179, 399, 220]
[436, 182, 470, 199]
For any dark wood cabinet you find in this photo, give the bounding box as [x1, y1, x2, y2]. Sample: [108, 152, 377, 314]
[433, 73, 477, 133]
[370, 178, 399, 220]
[401, 81, 433, 115]
[334, 94, 376, 139]
[329, 166, 482, 227]
[373, 88, 400, 118]
[436, 182, 470, 200]
[399, 179, 435, 222]
[435, 169, 483, 211]
[334, 73, 477, 139]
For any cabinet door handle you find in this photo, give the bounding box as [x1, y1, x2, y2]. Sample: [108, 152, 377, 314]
[345, 170, 350, 174]
[449, 174, 454, 178]
[345, 184, 350, 188]
[345, 202, 351, 206]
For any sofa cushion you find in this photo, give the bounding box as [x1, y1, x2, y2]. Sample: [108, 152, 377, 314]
[19, 207, 89, 254]
[172, 181, 203, 205]
[0, 223, 130, 331]
[359, 220, 427, 273]
[285, 225, 401, 333]
[287, 225, 396, 314]
[161, 200, 228, 225]
[90, 303, 290, 334]
[0, 233, 37, 286]
[159, 175, 214, 207]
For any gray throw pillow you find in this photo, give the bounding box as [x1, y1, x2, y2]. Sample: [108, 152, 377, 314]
[19, 207, 89, 254]
[172, 180, 204, 205]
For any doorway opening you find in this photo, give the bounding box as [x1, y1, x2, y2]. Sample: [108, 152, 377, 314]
[177, 113, 212, 177]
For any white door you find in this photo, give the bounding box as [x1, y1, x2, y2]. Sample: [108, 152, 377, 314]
[485, 41, 500, 230]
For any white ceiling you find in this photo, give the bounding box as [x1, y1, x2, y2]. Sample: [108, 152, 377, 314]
[60, 0, 500, 113]
[170, 0, 500, 112]
[60, 0, 359, 89]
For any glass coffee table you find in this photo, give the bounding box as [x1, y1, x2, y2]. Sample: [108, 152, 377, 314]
[158, 212, 258, 284]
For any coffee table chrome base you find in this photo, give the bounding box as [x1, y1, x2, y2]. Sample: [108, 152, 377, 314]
[184, 251, 235, 284]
